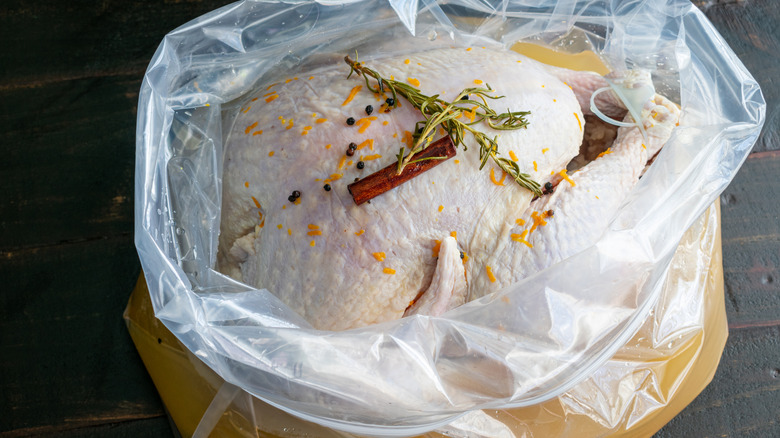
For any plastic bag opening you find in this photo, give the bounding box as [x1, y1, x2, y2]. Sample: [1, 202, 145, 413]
[134, 0, 764, 435]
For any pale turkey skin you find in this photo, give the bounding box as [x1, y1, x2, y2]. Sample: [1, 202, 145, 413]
[218, 47, 676, 330]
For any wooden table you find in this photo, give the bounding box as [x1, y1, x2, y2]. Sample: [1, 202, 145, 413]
[1, 1, 777, 436]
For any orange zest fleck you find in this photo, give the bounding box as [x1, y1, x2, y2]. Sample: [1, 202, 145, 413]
[356, 138, 374, 150]
[362, 154, 382, 161]
[533, 161, 538, 171]
[372, 252, 386, 262]
[245, 122, 258, 134]
[515, 218, 525, 226]
[244, 182, 249, 188]
[307, 230, 322, 236]
[251, 97, 258, 102]
[383, 267, 396, 275]
[286, 119, 294, 130]
[308, 224, 319, 230]
[316, 118, 327, 124]
[265, 94, 279, 103]
[342, 85, 362, 106]
[463, 106, 477, 122]
[474, 79, 483, 85]
[310, 240, 316, 246]
[404, 59, 411, 65]
[251, 196, 261, 208]
[511, 230, 533, 248]
[242, 106, 252, 113]
[252, 130, 263, 136]
[542, 148, 549, 154]
[597, 148, 613, 158]
[356, 116, 377, 133]
[490, 168, 507, 186]
[266, 82, 279, 91]
[325, 144, 332, 149]
[323, 173, 343, 183]
[486, 266, 497, 283]
[268, 151, 274, 157]
[450, 231, 457, 239]
[438, 205, 444, 212]
[509, 150, 519, 161]
[287, 228, 291, 235]
[382, 120, 389, 126]
[355, 229, 365, 236]
[338, 156, 347, 170]
[560, 169, 576, 186]
[432, 240, 442, 258]
[308, 76, 314, 80]
[529, 211, 548, 233]
[277, 224, 283, 229]
[466, 48, 472, 52]
[574, 112, 582, 130]
[407, 78, 420, 87]
[454, 159, 460, 164]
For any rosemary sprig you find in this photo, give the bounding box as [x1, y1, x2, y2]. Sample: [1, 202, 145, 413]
[345, 55, 542, 196]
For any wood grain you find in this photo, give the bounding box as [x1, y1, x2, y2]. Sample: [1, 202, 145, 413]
[0, 236, 156, 433]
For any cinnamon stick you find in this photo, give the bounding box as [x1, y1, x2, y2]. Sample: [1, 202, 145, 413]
[348, 136, 457, 205]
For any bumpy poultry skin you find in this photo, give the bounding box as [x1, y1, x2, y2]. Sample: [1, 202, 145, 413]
[220, 48, 596, 330]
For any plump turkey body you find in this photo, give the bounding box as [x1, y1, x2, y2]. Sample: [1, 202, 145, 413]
[218, 47, 675, 330]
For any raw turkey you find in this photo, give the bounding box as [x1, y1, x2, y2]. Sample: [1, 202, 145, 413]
[218, 47, 679, 330]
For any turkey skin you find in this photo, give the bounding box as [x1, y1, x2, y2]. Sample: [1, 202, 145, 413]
[218, 47, 678, 330]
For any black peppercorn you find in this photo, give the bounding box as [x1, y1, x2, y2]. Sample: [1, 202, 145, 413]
[346, 117, 355, 125]
[365, 105, 373, 115]
[288, 195, 297, 202]
[385, 98, 395, 106]
[543, 182, 554, 194]
[547, 210, 554, 217]
[292, 190, 301, 198]
[459, 251, 465, 259]
[349, 142, 357, 150]
[346, 148, 355, 157]
[356, 161, 365, 169]
[461, 95, 469, 101]
[323, 184, 331, 192]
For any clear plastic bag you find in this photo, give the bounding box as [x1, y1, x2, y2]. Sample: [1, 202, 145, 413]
[126, 201, 727, 438]
[134, 0, 764, 435]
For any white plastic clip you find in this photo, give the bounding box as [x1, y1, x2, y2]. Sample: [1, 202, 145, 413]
[590, 70, 655, 142]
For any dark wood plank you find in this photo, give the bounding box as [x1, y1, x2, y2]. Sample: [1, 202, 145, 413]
[0, 74, 138, 249]
[692, 0, 780, 153]
[0, 1, 230, 87]
[0, 236, 160, 434]
[0, 416, 174, 438]
[719, 151, 780, 327]
[654, 326, 780, 438]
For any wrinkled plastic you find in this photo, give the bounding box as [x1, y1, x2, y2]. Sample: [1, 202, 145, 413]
[134, 0, 764, 435]
[126, 201, 726, 437]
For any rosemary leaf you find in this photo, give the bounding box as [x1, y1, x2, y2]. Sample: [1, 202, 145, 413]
[345, 55, 542, 196]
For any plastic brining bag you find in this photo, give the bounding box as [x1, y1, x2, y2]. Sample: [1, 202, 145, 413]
[134, 0, 764, 435]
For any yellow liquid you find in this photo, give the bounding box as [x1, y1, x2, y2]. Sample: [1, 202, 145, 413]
[511, 42, 610, 75]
